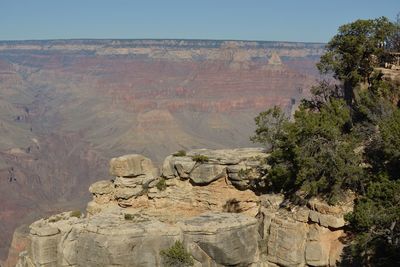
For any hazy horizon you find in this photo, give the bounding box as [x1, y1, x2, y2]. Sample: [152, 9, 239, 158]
[1, 0, 399, 43]
[0, 37, 327, 44]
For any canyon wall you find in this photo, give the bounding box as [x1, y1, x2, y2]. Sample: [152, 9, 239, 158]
[0, 39, 324, 264]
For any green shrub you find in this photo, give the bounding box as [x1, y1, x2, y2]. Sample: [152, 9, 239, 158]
[191, 154, 209, 163]
[173, 150, 187, 157]
[124, 213, 136, 220]
[156, 178, 167, 191]
[70, 210, 82, 218]
[160, 241, 194, 267]
[223, 198, 242, 213]
[48, 215, 62, 223]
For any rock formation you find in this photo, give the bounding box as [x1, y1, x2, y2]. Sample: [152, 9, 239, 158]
[17, 148, 351, 267]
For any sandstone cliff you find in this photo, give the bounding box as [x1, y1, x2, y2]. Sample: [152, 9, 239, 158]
[16, 148, 352, 267]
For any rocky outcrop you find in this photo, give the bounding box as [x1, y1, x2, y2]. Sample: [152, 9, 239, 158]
[17, 149, 351, 267]
[257, 193, 351, 267]
[162, 148, 268, 190]
[17, 212, 258, 267]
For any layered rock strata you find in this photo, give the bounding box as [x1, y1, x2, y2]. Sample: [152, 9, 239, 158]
[17, 148, 351, 267]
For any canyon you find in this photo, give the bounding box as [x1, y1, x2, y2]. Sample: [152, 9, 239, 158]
[0, 39, 324, 265]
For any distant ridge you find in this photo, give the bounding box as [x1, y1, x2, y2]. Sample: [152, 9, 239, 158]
[0, 38, 326, 49]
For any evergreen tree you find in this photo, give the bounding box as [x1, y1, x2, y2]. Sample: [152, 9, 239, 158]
[252, 15, 400, 265]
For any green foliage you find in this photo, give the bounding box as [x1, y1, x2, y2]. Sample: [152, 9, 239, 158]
[223, 198, 242, 213]
[345, 180, 400, 266]
[156, 178, 167, 191]
[160, 241, 194, 267]
[252, 16, 400, 264]
[253, 99, 363, 203]
[250, 106, 288, 150]
[124, 213, 135, 220]
[317, 17, 395, 105]
[70, 210, 82, 218]
[191, 154, 209, 163]
[353, 71, 399, 124]
[173, 150, 187, 157]
[124, 213, 149, 223]
[365, 109, 400, 179]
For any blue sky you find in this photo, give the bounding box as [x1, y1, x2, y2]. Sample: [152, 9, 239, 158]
[0, 0, 399, 42]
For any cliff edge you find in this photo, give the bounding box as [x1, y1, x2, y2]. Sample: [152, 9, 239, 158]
[16, 148, 352, 267]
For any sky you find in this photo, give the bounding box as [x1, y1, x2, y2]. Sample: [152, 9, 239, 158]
[0, 0, 399, 43]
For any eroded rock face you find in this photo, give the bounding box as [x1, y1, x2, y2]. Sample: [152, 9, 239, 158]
[180, 213, 259, 266]
[17, 211, 258, 267]
[267, 216, 308, 266]
[17, 150, 351, 267]
[257, 194, 349, 267]
[162, 148, 268, 190]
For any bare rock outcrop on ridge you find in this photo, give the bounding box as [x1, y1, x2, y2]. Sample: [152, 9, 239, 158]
[17, 148, 352, 267]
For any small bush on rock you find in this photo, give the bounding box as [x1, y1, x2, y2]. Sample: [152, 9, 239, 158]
[173, 150, 187, 157]
[124, 213, 137, 220]
[48, 215, 62, 223]
[191, 154, 209, 163]
[160, 241, 194, 267]
[156, 178, 167, 191]
[223, 198, 242, 213]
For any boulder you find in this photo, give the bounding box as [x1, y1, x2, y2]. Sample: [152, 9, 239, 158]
[230, 179, 249, 190]
[161, 155, 177, 179]
[189, 164, 226, 185]
[89, 180, 114, 195]
[175, 157, 196, 174]
[162, 155, 196, 179]
[109, 154, 157, 178]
